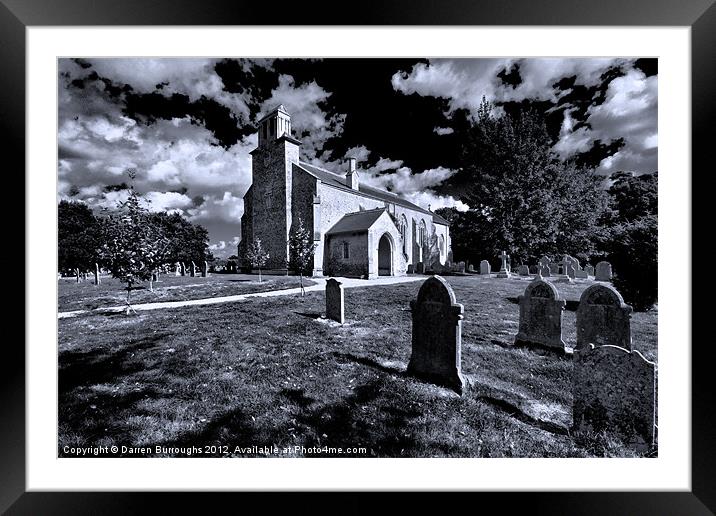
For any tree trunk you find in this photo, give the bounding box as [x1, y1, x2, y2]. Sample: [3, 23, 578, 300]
[149, 277, 154, 292]
[258, 267, 262, 282]
[300, 273, 305, 297]
[75, 268, 80, 283]
[126, 282, 132, 315]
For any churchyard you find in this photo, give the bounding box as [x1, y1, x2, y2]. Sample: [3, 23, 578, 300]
[58, 273, 315, 312]
[58, 273, 657, 458]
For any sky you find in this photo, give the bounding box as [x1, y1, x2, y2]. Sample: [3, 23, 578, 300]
[58, 58, 658, 258]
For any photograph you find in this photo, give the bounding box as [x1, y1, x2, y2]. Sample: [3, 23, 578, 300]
[56, 57, 658, 459]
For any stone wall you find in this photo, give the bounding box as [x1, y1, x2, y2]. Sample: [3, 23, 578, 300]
[246, 138, 300, 269]
[324, 232, 369, 278]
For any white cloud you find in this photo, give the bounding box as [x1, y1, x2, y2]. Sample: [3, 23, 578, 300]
[434, 127, 454, 135]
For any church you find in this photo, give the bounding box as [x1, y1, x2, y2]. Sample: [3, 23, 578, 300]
[239, 105, 451, 279]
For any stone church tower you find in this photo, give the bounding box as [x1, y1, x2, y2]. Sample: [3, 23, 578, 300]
[240, 105, 301, 270]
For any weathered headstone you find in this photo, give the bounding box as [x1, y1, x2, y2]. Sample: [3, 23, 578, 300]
[549, 263, 560, 275]
[575, 269, 588, 279]
[479, 260, 491, 275]
[202, 261, 208, 277]
[595, 261, 612, 281]
[190, 261, 197, 277]
[573, 344, 656, 450]
[94, 263, 100, 285]
[407, 264, 414, 274]
[408, 276, 466, 394]
[514, 279, 566, 352]
[539, 264, 551, 277]
[518, 265, 530, 276]
[175, 263, 181, 276]
[539, 256, 551, 268]
[457, 261, 466, 273]
[585, 264, 595, 277]
[497, 250, 510, 278]
[576, 284, 633, 351]
[468, 264, 475, 272]
[180, 262, 186, 276]
[566, 263, 576, 279]
[325, 278, 344, 324]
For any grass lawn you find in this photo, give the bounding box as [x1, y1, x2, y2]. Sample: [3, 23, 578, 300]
[58, 274, 657, 458]
[58, 273, 316, 311]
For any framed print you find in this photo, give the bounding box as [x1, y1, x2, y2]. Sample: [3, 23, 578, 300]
[4, 0, 713, 513]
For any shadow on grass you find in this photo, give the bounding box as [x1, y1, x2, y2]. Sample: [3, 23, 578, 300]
[227, 279, 252, 283]
[294, 311, 323, 320]
[331, 351, 406, 377]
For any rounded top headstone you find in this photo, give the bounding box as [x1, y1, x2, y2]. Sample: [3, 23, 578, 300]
[579, 283, 627, 307]
[416, 275, 456, 306]
[524, 279, 560, 300]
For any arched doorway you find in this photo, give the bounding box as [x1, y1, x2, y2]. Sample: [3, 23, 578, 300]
[378, 233, 393, 276]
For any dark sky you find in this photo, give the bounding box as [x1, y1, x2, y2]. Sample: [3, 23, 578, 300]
[58, 58, 657, 256]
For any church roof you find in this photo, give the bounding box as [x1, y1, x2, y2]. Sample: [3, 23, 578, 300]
[294, 162, 450, 226]
[325, 209, 387, 235]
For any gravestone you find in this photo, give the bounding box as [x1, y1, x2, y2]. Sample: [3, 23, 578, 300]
[595, 261, 613, 281]
[575, 269, 588, 279]
[180, 262, 186, 276]
[497, 251, 510, 278]
[468, 264, 475, 272]
[94, 263, 100, 285]
[518, 265, 530, 276]
[585, 264, 595, 276]
[457, 261, 466, 273]
[175, 263, 181, 276]
[416, 262, 425, 274]
[325, 278, 344, 324]
[202, 261, 208, 277]
[407, 264, 414, 274]
[566, 264, 576, 279]
[514, 279, 566, 352]
[539, 264, 551, 277]
[549, 263, 559, 275]
[573, 344, 656, 450]
[190, 261, 197, 277]
[151, 272, 158, 282]
[408, 276, 466, 394]
[576, 284, 633, 351]
[539, 256, 551, 268]
[479, 260, 491, 275]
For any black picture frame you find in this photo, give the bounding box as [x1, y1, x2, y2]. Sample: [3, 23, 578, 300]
[4, 0, 712, 513]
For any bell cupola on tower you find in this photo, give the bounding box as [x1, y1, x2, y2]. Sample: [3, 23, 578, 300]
[257, 104, 293, 147]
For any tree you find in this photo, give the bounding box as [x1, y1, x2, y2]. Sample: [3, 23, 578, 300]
[98, 173, 170, 313]
[245, 239, 269, 282]
[288, 216, 317, 296]
[450, 97, 608, 264]
[600, 172, 658, 311]
[148, 211, 212, 266]
[58, 200, 102, 276]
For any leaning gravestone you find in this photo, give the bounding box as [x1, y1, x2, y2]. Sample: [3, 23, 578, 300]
[573, 344, 656, 451]
[514, 279, 566, 352]
[595, 261, 613, 281]
[576, 284, 633, 351]
[585, 264, 595, 277]
[539, 256, 551, 268]
[539, 264, 551, 277]
[518, 265, 530, 276]
[480, 260, 491, 275]
[180, 262, 186, 276]
[408, 276, 466, 394]
[325, 278, 344, 324]
[190, 261, 197, 277]
[94, 263, 101, 285]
